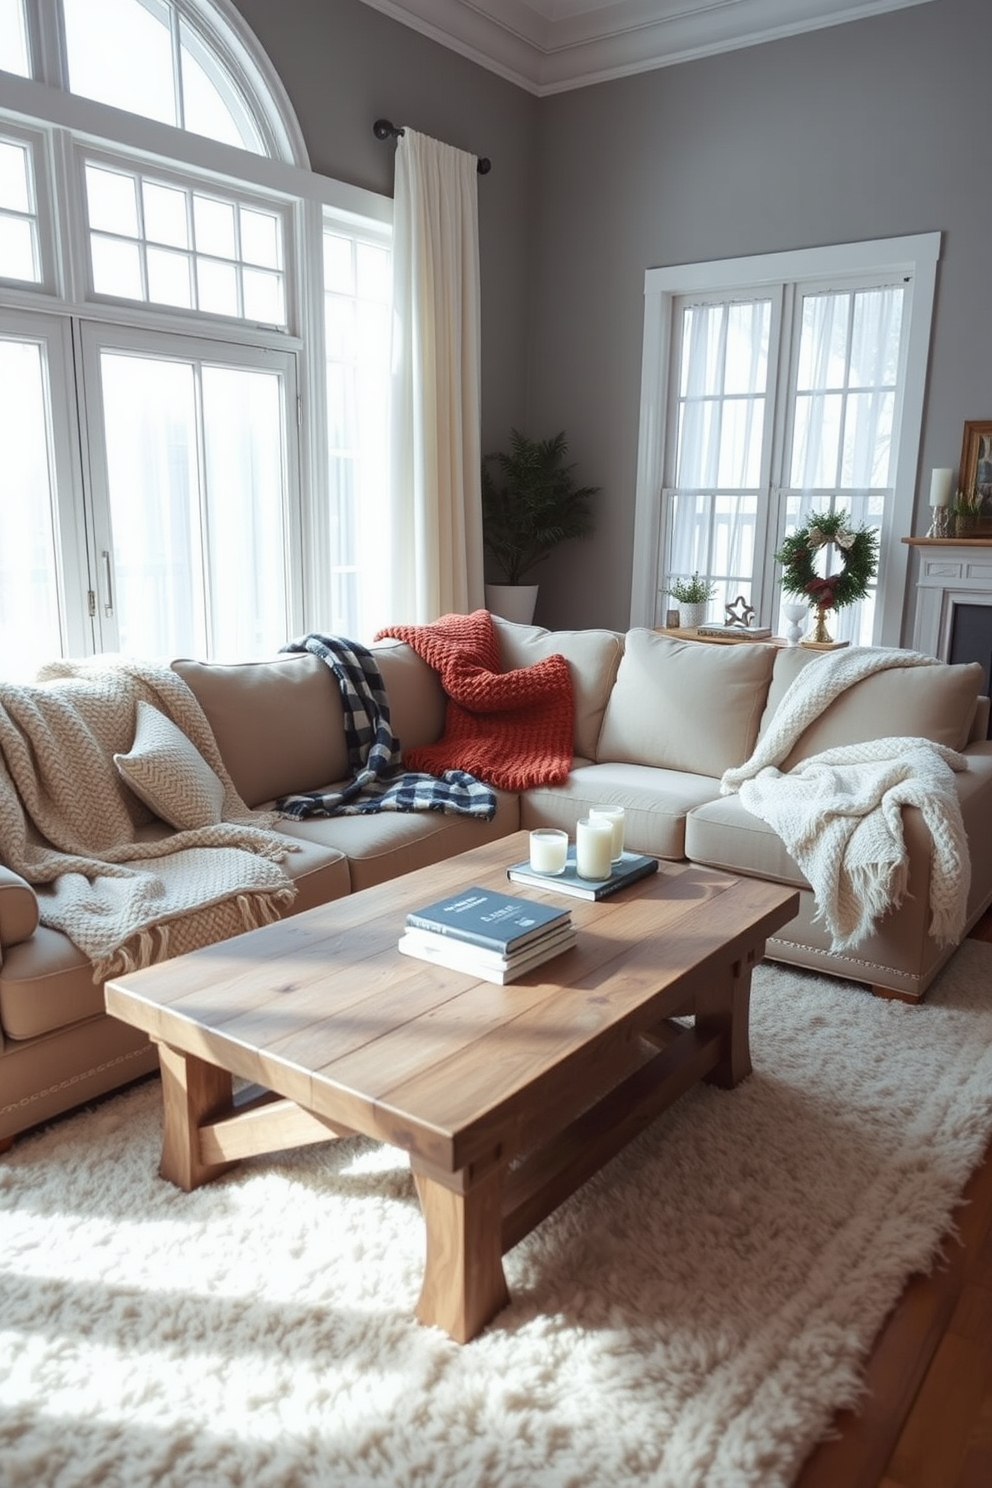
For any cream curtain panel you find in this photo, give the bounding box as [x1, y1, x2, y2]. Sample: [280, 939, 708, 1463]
[386, 128, 485, 625]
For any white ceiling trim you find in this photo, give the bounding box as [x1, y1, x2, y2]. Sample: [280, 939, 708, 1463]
[357, 0, 934, 95]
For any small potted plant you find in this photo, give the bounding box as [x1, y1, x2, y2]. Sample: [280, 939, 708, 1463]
[665, 572, 716, 629]
[482, 430, 601, 623]
[952, 488, 983, 538]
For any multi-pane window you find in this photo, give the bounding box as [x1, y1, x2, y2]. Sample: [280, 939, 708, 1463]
[62, 0, 265, 153]
[634, 237, 938, 648]
[0, 133, 40, 283]
[0, 0, 393, 678]
[322, 222, 392, 639]
[84, 160, 287, 325]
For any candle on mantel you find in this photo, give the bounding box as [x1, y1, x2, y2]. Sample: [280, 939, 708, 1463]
[930, 468, 953, 508]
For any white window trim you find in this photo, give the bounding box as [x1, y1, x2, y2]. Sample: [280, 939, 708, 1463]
[631, 233, 941, 647]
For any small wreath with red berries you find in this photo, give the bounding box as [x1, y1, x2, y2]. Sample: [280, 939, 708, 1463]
[774, 510, 878, 611]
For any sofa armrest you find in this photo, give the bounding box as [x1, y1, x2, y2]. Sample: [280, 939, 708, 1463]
[0, 865, 40, 950]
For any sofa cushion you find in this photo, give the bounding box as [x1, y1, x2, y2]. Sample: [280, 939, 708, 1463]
[492, 617, 624, 760]
[757, 648, 984, 767]
[114, 701, 226, 830]
[370, 640, 447, 750]
[596, 631, 776, 777]
[521, 760, 722, 860]
[173, 654, 348, 809]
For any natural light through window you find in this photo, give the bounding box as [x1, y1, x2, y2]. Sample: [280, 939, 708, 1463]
[0, 0, 28, 75]
[62, 0, 264, 152]
[0, 135, 40, 282]
[84, 161, 286, 324]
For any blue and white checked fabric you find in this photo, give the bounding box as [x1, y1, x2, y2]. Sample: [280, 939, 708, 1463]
[274, 633, 496, 821]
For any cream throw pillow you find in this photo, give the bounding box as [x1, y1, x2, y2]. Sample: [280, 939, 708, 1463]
[115, 700, 226, 830]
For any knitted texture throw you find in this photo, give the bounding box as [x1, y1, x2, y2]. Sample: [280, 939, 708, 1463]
[720, 647, 970, 950]
[374, 610, 574, 791]
[275, 634, 495, 820]
[0, 658, 297, 980]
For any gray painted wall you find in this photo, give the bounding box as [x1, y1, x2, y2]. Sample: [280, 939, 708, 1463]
[228, 0, 538, 455]
[231, 0, 991, 639]
[527, 0, 992, 633]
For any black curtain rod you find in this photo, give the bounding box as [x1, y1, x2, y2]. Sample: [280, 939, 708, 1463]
[373, 118, 491, 175]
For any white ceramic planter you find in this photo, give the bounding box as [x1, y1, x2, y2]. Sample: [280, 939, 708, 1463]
[677, 601, 709, 630]
[484, 583, 539, 625]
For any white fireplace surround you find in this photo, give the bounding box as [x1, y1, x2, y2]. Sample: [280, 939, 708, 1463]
[907, 539, 992, 661]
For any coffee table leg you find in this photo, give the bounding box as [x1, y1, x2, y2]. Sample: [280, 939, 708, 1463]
[697, 950, 755, 1089]
[412, 1159, 510, 1343]
[157, 1041, 236, 1191]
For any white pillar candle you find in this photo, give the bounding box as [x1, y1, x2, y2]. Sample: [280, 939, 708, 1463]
[528, 828, 568, 875]
[576, 817, 614, 880]
[589, 806, 625, 861]
[930, 468, 953, 508]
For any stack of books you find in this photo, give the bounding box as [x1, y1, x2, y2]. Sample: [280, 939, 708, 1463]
[399, 886, 575, 984]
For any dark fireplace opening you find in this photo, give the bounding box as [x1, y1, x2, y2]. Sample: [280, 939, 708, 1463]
[949, 603, 992, 739]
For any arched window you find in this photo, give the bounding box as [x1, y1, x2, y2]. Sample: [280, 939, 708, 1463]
[0, 0, 391, 678]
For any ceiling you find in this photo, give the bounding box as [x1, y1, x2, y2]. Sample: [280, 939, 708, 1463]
[357, 0, 932, 94]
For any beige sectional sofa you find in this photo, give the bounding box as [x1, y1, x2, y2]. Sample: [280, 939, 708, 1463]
[2, 619, 990, 1148]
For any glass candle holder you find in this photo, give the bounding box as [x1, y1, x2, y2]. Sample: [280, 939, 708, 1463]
[528, 828, 568, 875]
[575, 817, 614, 880]
[589, 805, 625, 861]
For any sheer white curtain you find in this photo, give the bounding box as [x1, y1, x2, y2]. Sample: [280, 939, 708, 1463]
[386, 128, 485, 625]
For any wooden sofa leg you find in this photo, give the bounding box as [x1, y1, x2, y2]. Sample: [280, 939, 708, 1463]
[0, 1135, 14, 1156]
[870, 984, 921, 1004]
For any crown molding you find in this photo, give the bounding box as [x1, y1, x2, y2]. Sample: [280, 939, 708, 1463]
[357, 0, 934, 95]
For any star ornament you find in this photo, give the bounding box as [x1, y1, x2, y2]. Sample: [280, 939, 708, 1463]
[724, 595, 756, 628]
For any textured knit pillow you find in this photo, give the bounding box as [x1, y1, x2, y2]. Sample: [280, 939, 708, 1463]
[114, 700, 226, 830]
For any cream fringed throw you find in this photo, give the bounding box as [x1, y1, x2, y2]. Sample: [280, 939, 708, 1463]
[720, 647, 970, 951]
[0, 658, 297, 979]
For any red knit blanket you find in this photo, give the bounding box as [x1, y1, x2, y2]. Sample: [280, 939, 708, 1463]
[374, 610, 574, 791]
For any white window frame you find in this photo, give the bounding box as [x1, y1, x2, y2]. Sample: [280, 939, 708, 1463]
[0, 14, 393, 668]
[631, 234, 940, 647]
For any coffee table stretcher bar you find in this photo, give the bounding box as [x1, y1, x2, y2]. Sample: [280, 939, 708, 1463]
[106, 839, 797, 1343]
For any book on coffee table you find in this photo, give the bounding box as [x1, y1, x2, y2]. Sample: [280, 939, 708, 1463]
[405, 886, 571, 954]
[507, 848, 659, 901]
[399, 921, 577, 984]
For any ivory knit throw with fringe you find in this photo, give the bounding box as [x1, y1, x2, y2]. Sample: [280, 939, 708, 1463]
[0, 658, 297, 980]
[720, 647, 970, 950]
[375, 609, 574, 791]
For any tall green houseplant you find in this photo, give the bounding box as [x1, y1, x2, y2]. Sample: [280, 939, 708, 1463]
[482, 430, 601, 586]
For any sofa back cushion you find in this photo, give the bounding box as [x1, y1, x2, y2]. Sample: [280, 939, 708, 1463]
[757, 647, 984, 767]
[597, 630, 776, 776]
[370, 640, 447, 750]
[492, 617, 624, 760]
[173, 654, 348, 807]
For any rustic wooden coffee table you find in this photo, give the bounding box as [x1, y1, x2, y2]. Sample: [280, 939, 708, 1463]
[105, 832, 797, 1342]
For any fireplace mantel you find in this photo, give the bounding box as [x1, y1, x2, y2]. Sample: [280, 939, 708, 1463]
[902, 537, 992, 661]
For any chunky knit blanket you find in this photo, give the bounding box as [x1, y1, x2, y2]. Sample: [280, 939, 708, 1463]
[275, 634, 495, 820]
[720, 647, 970, 950]
[0, 658, 297, 980]
[374, 610, 574, 791]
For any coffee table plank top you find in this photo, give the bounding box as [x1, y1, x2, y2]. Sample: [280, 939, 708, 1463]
[106, 834, 797, 1171]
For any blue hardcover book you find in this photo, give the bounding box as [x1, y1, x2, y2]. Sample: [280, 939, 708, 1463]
[405, 886, 570, 954]
[507, 849, 659, 901]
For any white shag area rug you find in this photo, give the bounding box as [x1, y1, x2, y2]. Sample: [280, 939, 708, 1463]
[3, 942, 992, 1488]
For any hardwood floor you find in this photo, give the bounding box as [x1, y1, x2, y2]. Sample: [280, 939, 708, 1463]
[794, 908, 992, 1488]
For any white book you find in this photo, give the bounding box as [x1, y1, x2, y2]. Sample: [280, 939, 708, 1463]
[398, 925, 577, 984]
[402, 920, 575, 969]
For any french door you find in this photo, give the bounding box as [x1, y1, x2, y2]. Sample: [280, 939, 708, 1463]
[632, 236, 939, 647]
[0, 309, 300, 677]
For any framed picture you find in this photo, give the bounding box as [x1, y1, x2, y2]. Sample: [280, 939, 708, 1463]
[959, 420, 992, 523]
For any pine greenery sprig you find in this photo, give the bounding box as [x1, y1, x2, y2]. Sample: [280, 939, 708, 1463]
[774, 510, 879, 611]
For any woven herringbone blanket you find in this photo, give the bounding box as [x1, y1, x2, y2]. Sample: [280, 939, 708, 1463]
[0, 657, 296, 980]
[374, 609, 574, 791]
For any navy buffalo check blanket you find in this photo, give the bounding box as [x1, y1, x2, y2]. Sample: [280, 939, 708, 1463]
[274, 633, 496, 821]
